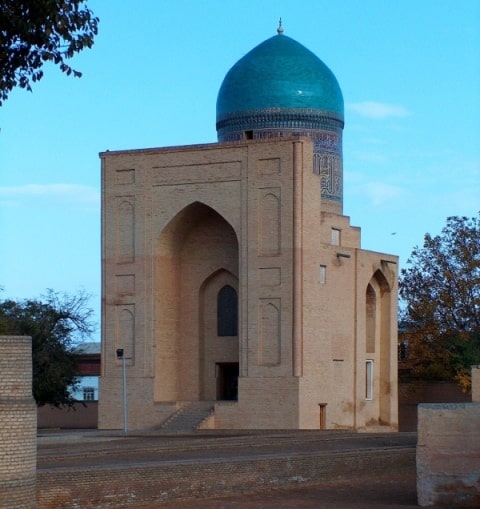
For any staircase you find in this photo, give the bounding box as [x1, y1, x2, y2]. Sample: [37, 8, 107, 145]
[159, 401, 215, 431]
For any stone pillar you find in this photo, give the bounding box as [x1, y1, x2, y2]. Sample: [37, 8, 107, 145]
[472, 365, 480, 403]
[0, 336, 37, 509]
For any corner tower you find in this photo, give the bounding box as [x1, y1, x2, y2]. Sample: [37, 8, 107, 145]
[216, 22, 344, 212]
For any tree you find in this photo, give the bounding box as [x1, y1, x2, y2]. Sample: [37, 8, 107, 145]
[399, 214, 480, 391]
[0, 0, 99, 105]
[0, 289, 95, 407]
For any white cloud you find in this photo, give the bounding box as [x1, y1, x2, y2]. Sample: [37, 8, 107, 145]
[347, 101, 411, 119]
[352, 151, 387, 164]
[0, 184, 99, 208]
[363, 182, 406, 206]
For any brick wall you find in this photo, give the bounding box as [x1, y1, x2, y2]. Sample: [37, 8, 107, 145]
[37, 402, 98, 429]
[0, 336, 37, 509]
[399, 380, 471, 431]
[37, 447, 414, 508]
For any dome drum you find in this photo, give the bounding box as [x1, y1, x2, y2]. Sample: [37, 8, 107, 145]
[216, 107, 344, 141]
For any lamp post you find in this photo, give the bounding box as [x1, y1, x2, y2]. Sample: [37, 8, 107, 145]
[116, 348, 128, 437]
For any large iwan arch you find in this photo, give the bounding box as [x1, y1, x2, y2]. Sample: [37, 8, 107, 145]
[154, 202, 239, 403]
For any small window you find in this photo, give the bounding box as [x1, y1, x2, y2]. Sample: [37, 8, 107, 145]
[217, 285, 238, 336]
[365, 360, 374, 400]
[319, 265, 327, 284]
[331, 228, 340, 246]
[83, 387, 95, 401]
[244, 130, 253, 140]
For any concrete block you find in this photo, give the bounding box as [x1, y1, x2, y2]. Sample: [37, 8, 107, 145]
[417, 403, 480, 507]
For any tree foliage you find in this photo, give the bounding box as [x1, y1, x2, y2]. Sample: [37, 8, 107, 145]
[0, 0, 99, 105]
[399, 214, 480, 391]
[0, 289, 95, 407]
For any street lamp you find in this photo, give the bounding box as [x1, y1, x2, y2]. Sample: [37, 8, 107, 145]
[116, 348, 128, 437]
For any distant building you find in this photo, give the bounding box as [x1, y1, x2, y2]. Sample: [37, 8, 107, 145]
[99, 25, 398, 431]
[71, 342, 101, 402]
[37, 341, 100, 429]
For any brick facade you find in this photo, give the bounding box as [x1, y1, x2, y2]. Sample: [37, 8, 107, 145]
[99, 137, 398, 431]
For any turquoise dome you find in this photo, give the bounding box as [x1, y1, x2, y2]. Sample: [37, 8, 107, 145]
[216, 33, 344, 119]
[216, 29, 345, 206]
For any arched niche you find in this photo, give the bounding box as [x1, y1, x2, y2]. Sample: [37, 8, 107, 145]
[365, 269, 393, 423]
[199, 269, 239, 401]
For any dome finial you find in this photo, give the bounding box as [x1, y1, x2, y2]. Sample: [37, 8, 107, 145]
[277, 18, 284, 35]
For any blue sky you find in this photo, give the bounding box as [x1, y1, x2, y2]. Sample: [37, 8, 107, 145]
[1, 1, 479, 341]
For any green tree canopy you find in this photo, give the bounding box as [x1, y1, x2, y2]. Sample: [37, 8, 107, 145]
[399, 214, 480, 391]
[0, 289, 95, 407]
[0, 0, 99, 105]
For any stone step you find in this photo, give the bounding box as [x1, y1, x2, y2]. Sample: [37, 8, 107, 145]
[160, 401, 215, 431]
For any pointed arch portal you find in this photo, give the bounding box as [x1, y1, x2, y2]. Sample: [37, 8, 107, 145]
[154, 202, 239, 402]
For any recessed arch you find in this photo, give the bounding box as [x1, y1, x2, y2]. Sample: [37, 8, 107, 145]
[365, 269, 392, 423]
[154, 203, 239, 402]
[117, 307, 135, 364]
[159, 201, 239, 255]
[116, 200, 135, 262]
[198, 268, 239, 400]
[371, 269, 391, 294]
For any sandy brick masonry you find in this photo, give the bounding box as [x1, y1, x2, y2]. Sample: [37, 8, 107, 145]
[99, 137, 398, 432]
[417, 366, 480, 507]
[0, 336, 37, 509]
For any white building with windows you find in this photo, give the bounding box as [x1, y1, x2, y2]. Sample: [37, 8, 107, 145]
[71, 342, 100, 402]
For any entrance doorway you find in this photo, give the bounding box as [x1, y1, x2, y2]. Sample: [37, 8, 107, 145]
[217, 363, 239, 401]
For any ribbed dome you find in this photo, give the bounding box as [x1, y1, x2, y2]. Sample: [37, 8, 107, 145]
[216, 33, 344, 119]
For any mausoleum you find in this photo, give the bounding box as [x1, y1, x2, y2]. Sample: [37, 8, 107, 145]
[98, 24, 398, 430]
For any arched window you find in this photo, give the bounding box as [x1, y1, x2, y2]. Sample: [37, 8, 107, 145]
[217, 285, 238, 336]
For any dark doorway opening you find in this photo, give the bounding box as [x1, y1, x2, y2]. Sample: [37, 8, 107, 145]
[217, 363, 239, 401]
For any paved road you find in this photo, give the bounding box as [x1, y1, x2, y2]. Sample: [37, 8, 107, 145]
[37, 429, 416, 469]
